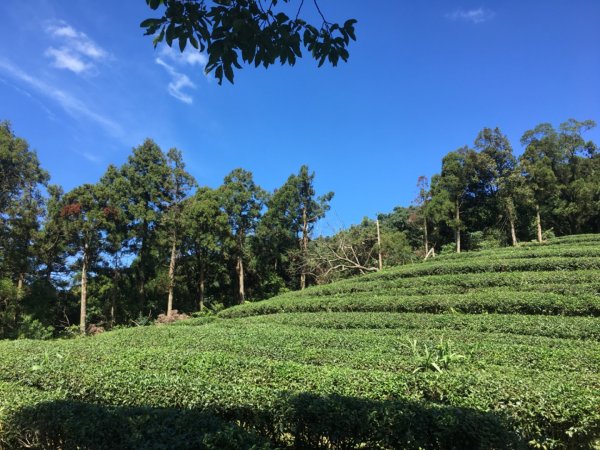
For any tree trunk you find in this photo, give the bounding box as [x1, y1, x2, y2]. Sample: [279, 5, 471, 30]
[509, 216, 517, 247]
[16, 273, 24, 299]
[110, 268, 119, 327]
[505, 199, 518, 247]
[535, 204, 543, 243]
[236, 254, 245, 304]
[300, 206, 308, 289]
[80, 247, 88, 335]
[423, 217, 429, 255]
[455, 199, 461, 253]
[198, 263, 205, 312]
[138, 220, 149, 309]
[167, 237, 177, 316]
[376, 219, 383, 271]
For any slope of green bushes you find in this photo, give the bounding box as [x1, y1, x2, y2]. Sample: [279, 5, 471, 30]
[1, 236, 600, 449]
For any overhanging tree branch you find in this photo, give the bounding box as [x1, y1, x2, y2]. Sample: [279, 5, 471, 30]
[141, 0, 357, 84]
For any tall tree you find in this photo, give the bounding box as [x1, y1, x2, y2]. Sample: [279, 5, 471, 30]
[59, 184, 105, 334]
[121, 139, 171, 310]
[432, 147, 478, 253]
[556, 119, 597, 234]
[220, 169, 266, 304]
[296, 166, 334, 289]
[164, 148, 195, 316]
[473, 127, 520, 245]
[183, 187, 229, 311]
[97, 165, 128, 325]
[0, 121, 48, 311]
[256, 166, 333, 292]
[520, 124, 561, 242]
[35, 185, 67, 284]
[255, 174, 300, 292]
[412, 176, 431, 255]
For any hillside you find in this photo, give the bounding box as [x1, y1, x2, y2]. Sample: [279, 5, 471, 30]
[1, 235, 599, 449]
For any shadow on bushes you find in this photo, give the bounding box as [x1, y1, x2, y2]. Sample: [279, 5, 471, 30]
[2, 401, 271, 450]
[3, 393, 526, 449]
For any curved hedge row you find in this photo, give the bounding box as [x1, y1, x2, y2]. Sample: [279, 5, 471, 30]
[279, 272, 600, 298]
[1, 235, 599, 449]
[0, 328, 598, 449]
[0, 382, 271, 450]
[436, 245, 600, 262]
[241, 312, 600, 341]
[220, 290, 600, 319]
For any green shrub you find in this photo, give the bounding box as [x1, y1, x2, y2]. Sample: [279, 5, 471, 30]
[17, 315, 54, 340]
[440, 242, 456, 254]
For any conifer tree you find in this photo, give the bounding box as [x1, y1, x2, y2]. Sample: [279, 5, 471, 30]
[220, 169, 266, 304]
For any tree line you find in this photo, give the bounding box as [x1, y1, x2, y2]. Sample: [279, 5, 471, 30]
[1, 126, 341, 337]
[1, 118, 598, 337]
[294, 119, 599, 284]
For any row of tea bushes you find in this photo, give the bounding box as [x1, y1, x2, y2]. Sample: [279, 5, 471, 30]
[220, 290, 600, 318]
[0, 328, 598, 448]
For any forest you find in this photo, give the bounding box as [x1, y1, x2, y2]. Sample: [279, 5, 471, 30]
[0, 118, 598, 338]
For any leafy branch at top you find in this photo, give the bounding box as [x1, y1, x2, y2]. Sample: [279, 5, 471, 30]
[141, 0, 357, 84]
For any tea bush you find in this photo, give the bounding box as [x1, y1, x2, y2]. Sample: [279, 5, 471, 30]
[1, 235, 599, 448]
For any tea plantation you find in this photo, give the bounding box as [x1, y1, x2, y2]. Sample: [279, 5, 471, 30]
[1, 235, 599, 449]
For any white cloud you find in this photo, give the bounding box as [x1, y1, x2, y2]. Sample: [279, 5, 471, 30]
[154, 44, 208, 104]
[44, 21, 108, 74]
[446, 8, 495, 24]
[156, 58, 196, 104]
[45, 47, 90, 74]
[0, 58, 124, 138]
[50, 25, 78, 39]
[159, 45, 208, 67]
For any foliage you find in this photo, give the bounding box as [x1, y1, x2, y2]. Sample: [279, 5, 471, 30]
[406, 337, 465, 373]
[16, 315, 54, 340]
[440, 242, 456, 254]
[1, 119, 600, 336]
[141, 0, 357, 84]
[468, 229, 504, 250]
[220, 168, 267, 304]
[0, 278, 19, 338]
[1, 236, 600, 448]
[220, 236, 600, 319]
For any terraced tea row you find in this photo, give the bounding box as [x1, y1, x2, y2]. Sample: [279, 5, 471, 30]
[436, 244, 600, 261]
[277, 270, 600, 298]
[1, 235, 599, 449]
[220, 241, 600, 321]
[0, 324, 598, 448]
[220, 290, 600, 318]
[228, 311, 600, 340]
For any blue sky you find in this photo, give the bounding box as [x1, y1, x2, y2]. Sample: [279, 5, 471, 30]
[1, 1, 599, 232]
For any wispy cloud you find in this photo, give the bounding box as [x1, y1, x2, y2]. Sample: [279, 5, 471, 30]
[45, 47, 91, 73]
[0, 76, 56, 119]
[159, 45, 208, 68]
[155, 45, 208, 104]
[0, 58, 123, 138]
[81, 151, 103, 164]
[155, 58, 196, 104]
[446, 8, 495, 24]
[44, 21, 108, 75]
